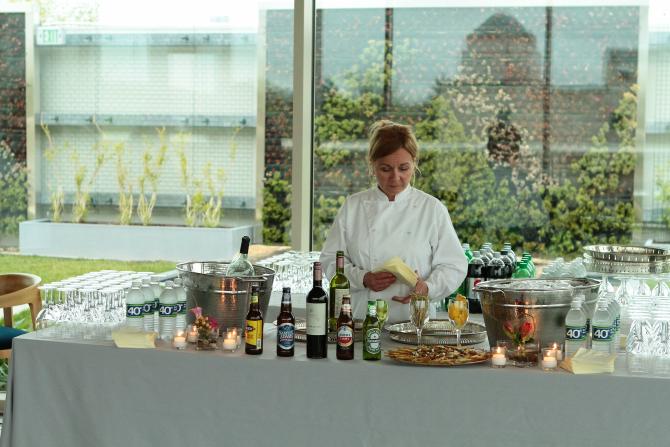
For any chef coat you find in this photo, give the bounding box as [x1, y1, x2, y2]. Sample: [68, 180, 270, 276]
[319, 185, 468, 323]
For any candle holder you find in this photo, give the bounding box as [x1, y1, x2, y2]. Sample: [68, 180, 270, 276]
[541, 347, 558, 371]
[231, 326, 242, 348]
[490, 346, 507, 368]
[508, 342, 539, 368]
[186, 324, 198, 344]
[548, 342, 563, 361]
[222, 329, 238, 352]
[173, 331, 187, 350]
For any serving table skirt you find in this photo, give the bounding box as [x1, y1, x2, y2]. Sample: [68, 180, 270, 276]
[1, 325, 669, 447]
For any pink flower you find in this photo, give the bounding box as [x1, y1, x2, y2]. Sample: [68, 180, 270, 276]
[190, 307, 202, 318]
[502, 321, 515, 339]
[519, 320, 535, 342]
[208, 317, 219, 330]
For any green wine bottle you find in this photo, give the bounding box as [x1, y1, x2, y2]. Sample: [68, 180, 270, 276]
[363, 300, 381, 360]
[329, 251, 350, 332]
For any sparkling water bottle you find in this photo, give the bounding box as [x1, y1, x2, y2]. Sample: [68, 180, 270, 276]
[125, 281, 145, 330]
[565, 295, 587, 358]
[173, 278, 187, 332]
[591, 299, 613, 354]
[159, 281, 178, 341]
[141, 278, 155, 333]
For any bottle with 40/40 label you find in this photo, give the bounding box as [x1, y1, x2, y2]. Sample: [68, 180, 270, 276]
[276, 287, 295, 357]
[363, 300, 381, 360]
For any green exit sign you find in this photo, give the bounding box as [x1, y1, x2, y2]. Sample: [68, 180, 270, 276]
[36, 27, 65, 46]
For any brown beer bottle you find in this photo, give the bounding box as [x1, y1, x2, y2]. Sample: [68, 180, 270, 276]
[336, 295, 354, 360]
[245, 285, 264, 355]
[276, 287, 295, 357]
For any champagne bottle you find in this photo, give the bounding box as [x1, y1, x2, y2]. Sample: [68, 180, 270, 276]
[328, 250, 350, 332]
[227, 235, 254, 276]
[363, 300, 381, 360]
[245, 285, 263, 355]
[306, 262, 328, 359]
[276, 287, 295, 357]
[336, 295, 354, 360]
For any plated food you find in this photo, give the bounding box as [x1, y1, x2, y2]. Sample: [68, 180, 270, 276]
[387, 345, 490, 366]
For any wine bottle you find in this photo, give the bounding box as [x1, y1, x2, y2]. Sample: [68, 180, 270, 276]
[227, 235, 254, 276]
[276, 287, 295, 357]
[328, 250, 350, 332]
[306, 262, 328, 359]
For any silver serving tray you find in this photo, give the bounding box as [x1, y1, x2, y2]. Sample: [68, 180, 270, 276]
[583, 257, 670, 275]
[583, 245, 670, 263]
[385, 320, 487, 346]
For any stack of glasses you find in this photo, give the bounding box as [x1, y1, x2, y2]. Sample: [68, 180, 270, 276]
[35, 270, 156, 340]
[256, 251, 322, 294]
[540, 257, 587, 279]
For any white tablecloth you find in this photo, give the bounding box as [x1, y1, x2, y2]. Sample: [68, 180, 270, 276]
[1, 325, 669, 447]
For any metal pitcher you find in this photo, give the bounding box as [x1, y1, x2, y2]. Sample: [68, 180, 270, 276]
[474, 278, 600, 347]
[176, 262, 275, 332]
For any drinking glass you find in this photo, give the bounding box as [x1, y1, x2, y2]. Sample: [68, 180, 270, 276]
[409, 294, 430, 346]
[447, 296, 469, 346]
[376, 299, 389, 330]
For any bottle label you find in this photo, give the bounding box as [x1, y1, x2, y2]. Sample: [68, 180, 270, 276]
[142, 302, 153, 315]
[306, 303, 327, 335]
[126, 304, 143, 319]
[337, 325, 354, 348]
[277, 323, 295, 350]
[246, 319, 263, 349]
[159, 304, 177, 317]
[153, 298, 159, 312]
[592, 325, 612, 342]
[565, 325, 587, 341]
[175, 301, 187, 315]
[365, 328, 381, 354]
[466, 278, 483, 301]
[333, 288, 349, 319]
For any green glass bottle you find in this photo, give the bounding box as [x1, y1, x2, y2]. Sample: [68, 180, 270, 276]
[329, 251, 350, 332]
[363, 300, 381, 360]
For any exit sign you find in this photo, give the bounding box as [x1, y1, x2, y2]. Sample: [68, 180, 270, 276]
[36, 27, 65, 45]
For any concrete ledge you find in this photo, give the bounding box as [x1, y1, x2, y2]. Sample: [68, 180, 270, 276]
[19, 219, 260, 262]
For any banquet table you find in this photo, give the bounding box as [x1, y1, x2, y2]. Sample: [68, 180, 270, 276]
[1, 323, 670, 447]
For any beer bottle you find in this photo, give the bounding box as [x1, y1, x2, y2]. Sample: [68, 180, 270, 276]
[363, 300, 381, 360]
[336, 295, 354, 360]
[306, 262, 328, 358]
[276, 287, 295, 357]
[329, 250, 350, 332]
[245, 285, 263, 355]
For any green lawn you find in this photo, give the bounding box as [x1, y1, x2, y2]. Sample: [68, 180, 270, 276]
[0, 254, 176, 330]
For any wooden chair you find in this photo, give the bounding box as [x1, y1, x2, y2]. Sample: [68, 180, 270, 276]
[0, 273, 42, 359]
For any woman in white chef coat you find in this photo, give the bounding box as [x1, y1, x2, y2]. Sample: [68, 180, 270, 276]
[320, 120, 468, 323]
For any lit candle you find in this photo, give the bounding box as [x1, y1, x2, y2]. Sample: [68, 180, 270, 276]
[223, 337, 237, 351]
[173, 333, 187, 350]
[187, 328, 198, 343]
[551, 343, 563, 361]
[232, 327, 241, 347]
[541, 347, 558, 370]
[491, 347, 507, 368]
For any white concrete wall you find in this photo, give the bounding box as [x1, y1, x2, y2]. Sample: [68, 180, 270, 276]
[36, 41, 257, 208]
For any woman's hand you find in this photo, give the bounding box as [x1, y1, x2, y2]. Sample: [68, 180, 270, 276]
[363, 271, 396, 292]
[413, 271, 429, 297]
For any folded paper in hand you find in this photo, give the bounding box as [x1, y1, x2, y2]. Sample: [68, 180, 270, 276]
[559, 348, 616, 374]
[374, 256, 418, 287]
[112, 326, 156, 349]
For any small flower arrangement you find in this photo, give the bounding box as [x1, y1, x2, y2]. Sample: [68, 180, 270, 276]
[191, 307, 219, 345]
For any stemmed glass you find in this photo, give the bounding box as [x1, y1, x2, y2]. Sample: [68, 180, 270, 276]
[447, 296, 469, 347]
[409, 294, 430, 346]
[376, 299, 389, 331]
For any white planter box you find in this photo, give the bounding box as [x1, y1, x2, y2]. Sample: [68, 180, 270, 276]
[19, 219, 259, 262]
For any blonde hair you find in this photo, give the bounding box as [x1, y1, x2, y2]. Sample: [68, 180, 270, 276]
[367, 120, 419, 172]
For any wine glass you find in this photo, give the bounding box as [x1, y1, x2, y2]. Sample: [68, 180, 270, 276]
[447, 296, 469, 347]
[409, 294, 430, 346]
[376, 299, 389, 330]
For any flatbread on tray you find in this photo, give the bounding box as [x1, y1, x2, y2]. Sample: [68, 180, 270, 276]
[387, 345, 490, 366]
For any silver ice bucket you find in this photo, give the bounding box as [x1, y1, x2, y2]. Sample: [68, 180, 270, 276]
[176, 262, 275, 331]
[474, 278, 600, 348]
